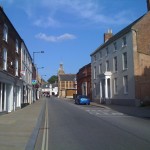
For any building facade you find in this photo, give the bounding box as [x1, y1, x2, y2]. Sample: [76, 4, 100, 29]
[58, 64, 77, 98]
[0, 6, 23, 112]
[77, 63, 92, 99]
[91, 1, 150, 106]
[21, 41, 32, 105]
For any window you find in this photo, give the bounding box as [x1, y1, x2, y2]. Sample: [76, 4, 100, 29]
[113, 56, 117, 72]
[15, 59, 18, 76]
[3, 48, 7, 70]
[99, 64, 102, 74]
[114, 42, 117, 51]
[99, 51, 102, 59]
[106, 60, 110, 71]
[94, 66, 96, 79]
[114, 78, 118, 94]
[3, 24, 8, 42]
[123, 75, 128, 94]
[122, 37, 127, 47]
[16, 39, 19, 53]
[123, 52, 127, 70]
[94, 55, 96, 61]
[106, 47, 109, 56]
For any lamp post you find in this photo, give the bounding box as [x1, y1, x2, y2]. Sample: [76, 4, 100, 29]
[37, 67, 44, 72]
[33, 51, 44, 64]
[41, 75, 47, 85]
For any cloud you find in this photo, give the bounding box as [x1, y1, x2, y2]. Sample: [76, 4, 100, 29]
[7, 0, 133, 26]
[33, 17, 60, 28]
[35, 33, 76, 42]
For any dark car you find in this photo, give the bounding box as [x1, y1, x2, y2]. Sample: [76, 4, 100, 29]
[75, 95, 90, 105]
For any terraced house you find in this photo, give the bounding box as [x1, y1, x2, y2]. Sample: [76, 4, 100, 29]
[91, 0, 150, 106]
[0, 6, 23, 112]
[0, 6, 33, 113]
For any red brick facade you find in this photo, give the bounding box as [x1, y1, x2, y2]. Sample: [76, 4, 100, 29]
[0, 7, 21, 77]
[77, 63, 92, 100]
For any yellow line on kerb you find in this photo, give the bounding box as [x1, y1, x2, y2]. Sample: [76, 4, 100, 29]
[42, 99, 49, 150]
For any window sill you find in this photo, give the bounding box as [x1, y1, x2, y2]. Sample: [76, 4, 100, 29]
[122, 45, 127, 48]
[122, 68, 128, 72]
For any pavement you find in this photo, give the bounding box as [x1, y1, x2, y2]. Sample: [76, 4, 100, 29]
[90, 101, 150, 118]
[0, 97, 46, 150]
[0, 97, 150, 150]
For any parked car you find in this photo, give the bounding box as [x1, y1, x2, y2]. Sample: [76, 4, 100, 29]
[75, 95, 90, 105]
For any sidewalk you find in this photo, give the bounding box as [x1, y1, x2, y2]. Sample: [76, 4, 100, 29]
[90, 101, 150, 118]
[0, 98, 45, 150]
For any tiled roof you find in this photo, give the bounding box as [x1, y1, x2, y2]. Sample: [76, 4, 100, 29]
[59, 74, 76, 81]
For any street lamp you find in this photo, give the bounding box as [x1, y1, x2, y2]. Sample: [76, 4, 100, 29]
[33, 51, 44, 64]
[37, 67, 44, 71]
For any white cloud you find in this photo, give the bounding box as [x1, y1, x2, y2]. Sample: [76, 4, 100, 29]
[33, 17, 60, 28]
[40, 0, 131, 25]
[35, 33, 76, 42]
[7, 0, 132, 26]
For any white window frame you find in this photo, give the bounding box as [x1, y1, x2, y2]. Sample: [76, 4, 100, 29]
[114, 78, 118, 94]
[123, 75, 128, 94]
[106, 47, 109, 56]
[3, 24, 8, 42]
[122, 36, 127, 47]
[94, 55, 96, 62]
[113, 56, 117, 72]
[94, 66, 96, 79]
[16, 39, 19, 53]
[3, 48, 7, 70]
[113, 42, 117, 51]
[122, 52, 127, 70]
[99, 51, 102, 59]
[99, 64, 102, 74]
[106, 60, 110, 71]
[15, 59, 18, 76]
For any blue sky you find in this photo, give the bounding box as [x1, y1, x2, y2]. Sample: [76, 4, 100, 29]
[0, 0, 147, 80]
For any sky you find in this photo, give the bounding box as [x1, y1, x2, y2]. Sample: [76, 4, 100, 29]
[0, 0, 147, 81]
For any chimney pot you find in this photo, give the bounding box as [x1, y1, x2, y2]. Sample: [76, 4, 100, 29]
[104, 29, 113, 43]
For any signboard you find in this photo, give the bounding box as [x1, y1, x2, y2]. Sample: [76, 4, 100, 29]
[32, 80, 37, 85]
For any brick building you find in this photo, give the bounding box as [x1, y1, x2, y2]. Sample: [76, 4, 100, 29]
[0, 6, 23, 112]
[91, 0, 150, 106]
[77, 63, 92, 100]
[58, 64, 77, 98]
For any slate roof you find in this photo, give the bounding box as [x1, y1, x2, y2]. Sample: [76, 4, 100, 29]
[90, 14, 145, 56]
[59, 74, 76, 81]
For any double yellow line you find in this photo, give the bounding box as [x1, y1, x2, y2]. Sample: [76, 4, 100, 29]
[41, 100, 49, 150]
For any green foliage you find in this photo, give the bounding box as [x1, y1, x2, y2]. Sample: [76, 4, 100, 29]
[47, 75, 58, 84]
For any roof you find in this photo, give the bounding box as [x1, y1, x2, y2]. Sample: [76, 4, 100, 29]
[90, 14, 145, 56]
[41, 83, 50, 88]
[59, 74, 76, 81]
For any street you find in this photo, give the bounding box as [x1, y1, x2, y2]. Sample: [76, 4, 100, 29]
[36, 97, 150, 150]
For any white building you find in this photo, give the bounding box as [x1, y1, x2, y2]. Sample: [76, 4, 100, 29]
[91, 4, 150, 106]
[21, 41, 33, 105]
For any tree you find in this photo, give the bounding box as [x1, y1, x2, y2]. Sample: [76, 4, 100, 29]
[47, 75, 58, 84]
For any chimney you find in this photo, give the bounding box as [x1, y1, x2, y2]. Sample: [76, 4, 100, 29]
[104, 29, 113, 43]
[147, 0, 150, 11]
